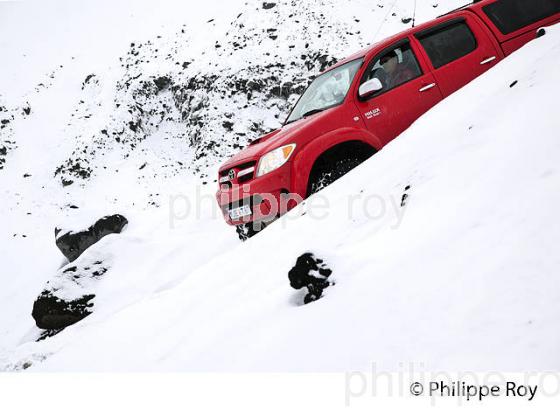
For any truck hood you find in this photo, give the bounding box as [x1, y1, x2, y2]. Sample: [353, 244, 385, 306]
[219, 109, 332, 171]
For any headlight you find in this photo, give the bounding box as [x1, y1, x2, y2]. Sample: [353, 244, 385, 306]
[256, 144, 296, 177]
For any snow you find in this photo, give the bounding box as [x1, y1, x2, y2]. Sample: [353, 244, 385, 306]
[1, 0, 559, 372]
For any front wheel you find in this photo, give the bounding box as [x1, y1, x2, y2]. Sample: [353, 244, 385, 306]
[307, 157, 364, 196]
[235, 223, 258, 241]
[235, 217, 277, 241]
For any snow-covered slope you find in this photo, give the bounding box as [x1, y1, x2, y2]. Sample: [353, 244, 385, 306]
[2, 1, 559, 371]
[0, 0, 464, 363]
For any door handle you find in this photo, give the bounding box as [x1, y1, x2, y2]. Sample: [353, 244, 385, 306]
[480, 56, 497, 65]
[419, 83, 436, 92]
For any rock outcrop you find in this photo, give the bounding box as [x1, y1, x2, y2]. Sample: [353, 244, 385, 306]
[55, 214, 128, 262]
[288, 252, 333, 304]
[32, 259, 109, 330]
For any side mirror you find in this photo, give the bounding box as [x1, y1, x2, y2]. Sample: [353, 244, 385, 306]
[358, 78, 383, 98]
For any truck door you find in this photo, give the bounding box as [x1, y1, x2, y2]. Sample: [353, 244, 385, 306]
[354, 38, 443, 146]
[414, 13, 503, 98]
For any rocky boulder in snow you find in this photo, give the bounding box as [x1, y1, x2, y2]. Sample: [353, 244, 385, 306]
[288, 253, 333, 304]
[32, 259, 109, 330]
[32, 291, 95, 330]
[55, 214, 128, 262]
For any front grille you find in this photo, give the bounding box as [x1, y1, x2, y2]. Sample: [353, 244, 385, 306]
[238, 170, 254, 183]
[219, 160, 257, 188]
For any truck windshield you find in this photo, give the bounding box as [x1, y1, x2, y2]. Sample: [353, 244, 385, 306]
[285, 58, 363, 124]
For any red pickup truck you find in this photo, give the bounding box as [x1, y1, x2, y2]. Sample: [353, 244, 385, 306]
[216, 0, 560, 239]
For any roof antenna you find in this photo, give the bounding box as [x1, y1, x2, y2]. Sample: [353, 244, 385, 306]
[412, 0, 418, 27]
[373, 0, 398, 41]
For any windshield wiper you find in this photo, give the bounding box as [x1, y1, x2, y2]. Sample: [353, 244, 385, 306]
[302, 108, 325, 118]
[285, 108, 326, 126]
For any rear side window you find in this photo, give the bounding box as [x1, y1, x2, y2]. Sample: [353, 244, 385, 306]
[416, 20, 477, 69]
[483, 0, 560, 35]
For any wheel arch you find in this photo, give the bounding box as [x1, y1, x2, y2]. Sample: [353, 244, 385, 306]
[290, 128, 380, 198]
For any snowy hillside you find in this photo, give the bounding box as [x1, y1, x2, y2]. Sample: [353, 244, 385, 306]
[1, 0, 559, 372]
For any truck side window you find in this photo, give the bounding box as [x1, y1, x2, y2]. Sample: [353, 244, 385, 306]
[362, 41, 422, 95]
[483, 0, 560, 35]
[416, 20, 477, 69]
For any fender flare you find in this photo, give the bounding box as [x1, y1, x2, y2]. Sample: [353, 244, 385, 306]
[290, 127, 382, 197]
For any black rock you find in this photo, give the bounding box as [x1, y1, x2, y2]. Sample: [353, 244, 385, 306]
[55, 214, 128, 262]
[153, 76, 172, 92]
[82, 74, 96, 89]
[401, 185, 411, 207]
[262, 2, 276, 9]
[32, 256, 109, 331]
[128, 120, 140, 132]
[222, 120, 234, 131]
[32, 291, 95, 330]
[288, 253, 333, 304]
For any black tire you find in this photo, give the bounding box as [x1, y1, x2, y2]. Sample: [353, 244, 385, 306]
[307, 156, 363, 196]
[235, 217, 277, 241]
[235, 223, 258, 241]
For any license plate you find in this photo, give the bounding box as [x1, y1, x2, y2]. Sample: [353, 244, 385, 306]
[228, 204, 252, 220]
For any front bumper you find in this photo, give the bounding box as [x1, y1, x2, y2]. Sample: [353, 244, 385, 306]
[216, 166, 294, 225]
